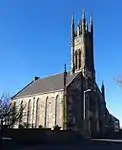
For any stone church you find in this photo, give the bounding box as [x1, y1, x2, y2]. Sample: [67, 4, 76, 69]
[11, 10, 118, 135]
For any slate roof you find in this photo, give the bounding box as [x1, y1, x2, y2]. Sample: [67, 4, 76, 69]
[11, 72, 80, 99]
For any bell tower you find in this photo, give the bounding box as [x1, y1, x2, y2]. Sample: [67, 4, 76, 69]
[70, 9, 95, 81]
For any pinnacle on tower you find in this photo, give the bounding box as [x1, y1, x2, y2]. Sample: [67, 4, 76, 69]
[101, 81, 105, 100]
[82, 8, 85, 19]
[90, 12, 93, 23]
[71, 12, 74, 24]
[64, 64, 67, 75]
[64, 63, 66, 71]
[78, 19, 80, 25]
[85, 21, 88, 31]
[81, 8, 86, 34]
[90, 12, 93, 33]
[101, 80, 104, 89]
[71, 12, 75, 41]
[77, 20, 80, 35]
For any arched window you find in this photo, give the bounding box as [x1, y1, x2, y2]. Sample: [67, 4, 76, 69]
[55, 95, 58, 126]
[44, 97, 48, 127]
[35, 98, 40, 128]
[79, 50, 81, 68]
[19, 100, 23, 126]
[27, 99, 31, 127]
[75, 51, 78, 69]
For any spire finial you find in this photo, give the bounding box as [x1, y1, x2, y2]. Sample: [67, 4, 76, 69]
[101, 80, 105, 100]
[85, 21, 88, 31]
[71, 11, 75, 41]
[78, 19, 80, 25]
[82, 8, 85, 19]
[64, 64, 67, 73]
[81, 8, 86, 33]
[90, 12, 93, 25]
[77, 20, 80, 36]
[71, 11, 74, 23]
[90, 12, 93, 33]
[102, 80, 104, 85]
[102, 80, 104, 88]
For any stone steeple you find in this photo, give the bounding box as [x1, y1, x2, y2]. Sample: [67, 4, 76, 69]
[70, 9, 95, 81]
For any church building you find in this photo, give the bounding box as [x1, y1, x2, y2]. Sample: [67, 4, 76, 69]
[11, 9, 119, 135]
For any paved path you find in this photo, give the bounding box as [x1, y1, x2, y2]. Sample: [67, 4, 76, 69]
[2, 138, 122, 150]
[92, 139, 122, 143]
[12, 144, 122, 150]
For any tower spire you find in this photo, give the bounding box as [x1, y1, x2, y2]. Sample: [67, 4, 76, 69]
[71, 12, 75, 74]
[101, 81, 105, 100]
[64, 64, 67, 74]
[85, 21, 88, 32]
[82, 8, 85, 20]
[71, 12, 74, 37]
[71, 12, 74, 24]
[81, 8, 86, 34]
[71, 12, 75, 43]
[77, 20, 80, 36]
[70, 10, 95, 79]
[90, 12, 93, 34]
[81, 8, 86, 76]
[71, 12, 75, 42]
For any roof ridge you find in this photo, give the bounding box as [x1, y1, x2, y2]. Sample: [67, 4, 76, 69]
[11, 80, 34, 100]
[38, 70, 70, 80]
[39, 72, 63, 79]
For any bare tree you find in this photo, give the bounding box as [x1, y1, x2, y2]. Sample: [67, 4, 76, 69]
[0, 93, 25, 128]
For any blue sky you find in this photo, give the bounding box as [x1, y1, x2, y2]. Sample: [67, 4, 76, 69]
[0, 0, 122, 126]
